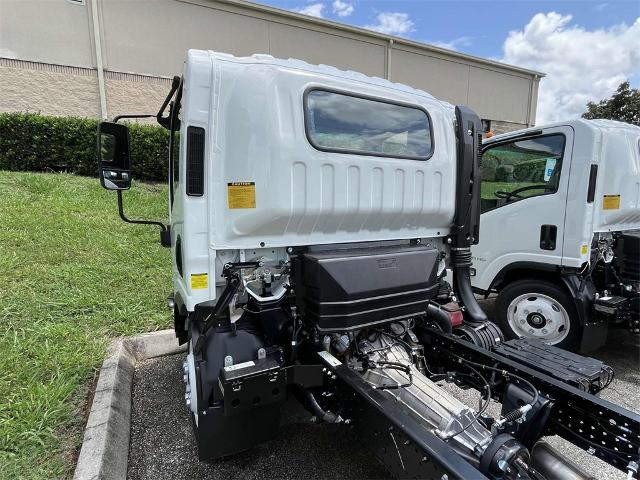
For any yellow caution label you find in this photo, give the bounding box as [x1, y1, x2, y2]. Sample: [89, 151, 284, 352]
[603, 194, 621, 210]
[581, 244, 589, 255]
[191, 273, 209, 290]
[228, 182, 256, 209]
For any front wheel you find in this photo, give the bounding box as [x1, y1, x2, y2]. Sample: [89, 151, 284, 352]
[495, 279, 581, 350]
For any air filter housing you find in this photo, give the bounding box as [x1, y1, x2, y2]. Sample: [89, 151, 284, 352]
[292, 244, 440, 332]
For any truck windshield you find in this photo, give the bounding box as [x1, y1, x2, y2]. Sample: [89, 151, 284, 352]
[480, 134, 565, 212]
[304, 89, 433, 160]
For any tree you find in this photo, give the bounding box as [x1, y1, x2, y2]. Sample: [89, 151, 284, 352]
[582, 81, 640, 125]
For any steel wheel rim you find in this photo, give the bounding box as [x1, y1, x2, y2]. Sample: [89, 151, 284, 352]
[506, 292, 570, 345]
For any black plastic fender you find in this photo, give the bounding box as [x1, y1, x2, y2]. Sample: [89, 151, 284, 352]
[173, 292, 188, 345]
[560, 272, 608, 352]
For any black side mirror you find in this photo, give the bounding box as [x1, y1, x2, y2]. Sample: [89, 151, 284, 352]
[97, 121, 132, 190]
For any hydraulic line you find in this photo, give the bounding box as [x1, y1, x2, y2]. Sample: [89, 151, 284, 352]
[368, 360, 413, 390]
[302, 390, 342, 424]
[449, 352, 539, 404]
[440, 363, 492, 441]
[448, 352, 540, 427]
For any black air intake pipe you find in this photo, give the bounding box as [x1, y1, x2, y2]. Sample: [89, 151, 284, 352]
[452, 248, 488, 324]
[426, 303, 453, 333]
[452, 106, 488, 324]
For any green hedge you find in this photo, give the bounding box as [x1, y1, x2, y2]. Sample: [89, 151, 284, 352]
[0, 112, 170, 182]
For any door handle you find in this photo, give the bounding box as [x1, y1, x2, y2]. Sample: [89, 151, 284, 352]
[540, 224, 557, 250]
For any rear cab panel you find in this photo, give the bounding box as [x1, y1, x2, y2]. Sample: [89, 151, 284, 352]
[174, 50, 458, 312]
[589, 120, 640, 234]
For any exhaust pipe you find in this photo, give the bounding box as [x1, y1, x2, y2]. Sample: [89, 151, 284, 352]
[530, 441, 595, 480]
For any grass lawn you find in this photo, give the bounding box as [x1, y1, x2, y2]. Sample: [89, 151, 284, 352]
[0, 171, 171, 479]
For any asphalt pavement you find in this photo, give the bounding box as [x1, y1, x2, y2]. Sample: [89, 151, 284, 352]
[128, 355, 388, 480]
[128, 303, 639, 480]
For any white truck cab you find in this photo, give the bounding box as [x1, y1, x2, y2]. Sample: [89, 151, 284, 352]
[472, 119, 640, 351]
[94, 51, 640, 479]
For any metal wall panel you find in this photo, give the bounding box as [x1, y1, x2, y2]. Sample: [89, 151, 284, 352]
[390, 48, 470, 106]
[0, 0, 94, 67]
[101, 0, 270, 76]
[269, 23, 386, 78]
[467, 66, 532, 124]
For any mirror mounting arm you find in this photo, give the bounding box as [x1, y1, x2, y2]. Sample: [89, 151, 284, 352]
[117, 190, 171, 247]
[112, 114, 155, 123]
[157, 76, 182, 130]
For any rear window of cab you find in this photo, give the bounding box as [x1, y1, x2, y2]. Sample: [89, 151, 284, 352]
[304, 88, 434, 160]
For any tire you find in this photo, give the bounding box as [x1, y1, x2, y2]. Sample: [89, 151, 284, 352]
[495, 279, 581, 350]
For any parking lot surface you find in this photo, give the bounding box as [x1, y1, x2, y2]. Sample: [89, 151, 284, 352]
[128, 313, 639, 480]
[128, 353, 388, 480]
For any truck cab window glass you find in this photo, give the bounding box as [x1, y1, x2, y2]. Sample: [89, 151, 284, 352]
[304, 89, 433, 160]
[480, 134, 565, 213]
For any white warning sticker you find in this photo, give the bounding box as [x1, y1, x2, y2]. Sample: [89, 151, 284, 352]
[317, 350, 342, 368]
[223, 360, 255, 372]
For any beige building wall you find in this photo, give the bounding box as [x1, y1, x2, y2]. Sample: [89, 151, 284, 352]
[0, 59, 101, 118]
[0, 58, 170, 122]
[467, 66, 533, 125]
[391, 47, 471, 106]
[490, 120, 526, 135]
[104, 73, 172, 121]
[0, 0, 543, 131]
[0, 0, 95, 67]
[268, 23, 387, 78]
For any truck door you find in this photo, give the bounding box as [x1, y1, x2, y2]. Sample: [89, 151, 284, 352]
[472, 127, 574, 290]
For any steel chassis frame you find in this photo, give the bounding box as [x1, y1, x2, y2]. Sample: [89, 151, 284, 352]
[420, 329, 640, 477]
[324, 361, 489, 479]
[317, 327, 640, 479]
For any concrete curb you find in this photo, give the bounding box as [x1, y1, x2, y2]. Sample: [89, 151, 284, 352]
[74, 330, 186, 480]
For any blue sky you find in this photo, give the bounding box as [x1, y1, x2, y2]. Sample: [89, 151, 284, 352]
[261, 0, 639, 59]
[257, 0, 640, 123]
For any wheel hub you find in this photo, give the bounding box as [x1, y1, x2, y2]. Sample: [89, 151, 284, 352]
[527, 312, 546, 328]
[507, 293, 570, 345]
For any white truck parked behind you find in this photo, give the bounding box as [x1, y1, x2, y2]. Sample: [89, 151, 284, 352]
[95, 50, 640, 479]
[472, 120, 640, 351]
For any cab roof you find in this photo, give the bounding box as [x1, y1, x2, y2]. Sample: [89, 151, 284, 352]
[484, 118, 640, 145]
[199, 50, 453, 110]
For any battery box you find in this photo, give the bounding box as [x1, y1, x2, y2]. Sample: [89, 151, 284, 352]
[594, 295, 629, 317]
[495, 339, 614, 394]
[219, 354, 287, 416]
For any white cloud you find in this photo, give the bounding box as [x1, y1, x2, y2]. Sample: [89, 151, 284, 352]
[501, 12, 640, 124]
[593, 3, 609, 11]
[430, 36, 474, 51]
[364, 12, 414, 36]
[294, 2, 325, 18]
[332, 0, 353, 17]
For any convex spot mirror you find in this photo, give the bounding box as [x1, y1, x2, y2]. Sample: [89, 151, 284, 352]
[98, 121, 132, 190]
